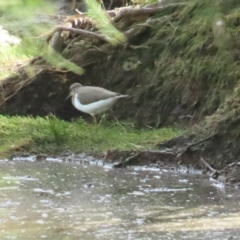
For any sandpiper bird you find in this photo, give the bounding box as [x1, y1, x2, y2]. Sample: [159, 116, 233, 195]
[68, 83, 128, 124]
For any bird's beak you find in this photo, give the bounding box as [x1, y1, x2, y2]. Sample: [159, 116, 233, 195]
[65, 93, 71, 101]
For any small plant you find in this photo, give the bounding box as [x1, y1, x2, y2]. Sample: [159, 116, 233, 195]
[47, 114, 69, 145]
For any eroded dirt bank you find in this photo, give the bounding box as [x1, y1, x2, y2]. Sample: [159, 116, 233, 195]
[1, 0, 240, 184]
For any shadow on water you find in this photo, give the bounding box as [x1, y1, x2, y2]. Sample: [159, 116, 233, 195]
[0, 155, 239, 240]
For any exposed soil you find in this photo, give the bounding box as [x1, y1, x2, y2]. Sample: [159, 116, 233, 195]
[0, 2, 198, 127]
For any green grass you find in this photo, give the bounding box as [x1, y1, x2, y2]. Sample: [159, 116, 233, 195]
[0, 0, 64, 80]
[0, 115, 181, 157]
[0, 43, 33, 79]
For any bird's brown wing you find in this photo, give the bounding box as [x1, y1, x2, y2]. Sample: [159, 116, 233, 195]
[77, 86, 120, 105]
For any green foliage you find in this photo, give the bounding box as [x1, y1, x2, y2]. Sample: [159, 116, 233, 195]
[0, 0, 127, 77]
[0, 0, 55, 37]
[0, 0, 57, 79]
[0, 115, 181, 156]
[45, 50, 84, 75]
[47, 114, 69, 145]
[85, 0, 127, 45]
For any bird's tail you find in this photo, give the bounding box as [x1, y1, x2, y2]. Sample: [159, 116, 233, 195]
[117, 94, 129, 99]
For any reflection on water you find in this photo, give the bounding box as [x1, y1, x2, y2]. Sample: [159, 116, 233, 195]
[0, 157, 239, 240]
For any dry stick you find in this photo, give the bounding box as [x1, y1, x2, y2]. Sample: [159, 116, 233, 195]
[113, 149, 175, 168]
[1, 70, 44, 106]
[80, 60, 98, 67]
[222, 162, 237, 171]
[184, 133, 218, 152]
[55, 26, 107, 42]
[176, 133, 218, 163]
[113, 153, 140, 168]
[128, 44, 149, 49]
[140, 150, 175, 156]
[74, 9, 85, 15]
[200, 157, 218, 173]
[61, 35, 81, 56]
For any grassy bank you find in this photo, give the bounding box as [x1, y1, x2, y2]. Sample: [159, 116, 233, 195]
[0, 115, 181, 158]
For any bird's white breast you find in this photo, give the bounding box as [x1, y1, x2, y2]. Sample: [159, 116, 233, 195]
[73, 94, 117, 115]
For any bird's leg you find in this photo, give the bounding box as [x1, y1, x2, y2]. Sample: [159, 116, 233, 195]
[92, 115, 97, 126]
[98, 113, 107, 127]
[92, 115, 99, 133]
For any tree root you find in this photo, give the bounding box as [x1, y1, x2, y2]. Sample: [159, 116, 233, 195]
[107, 134, 217, 171]
[0, 69, 44, 106]
[176, 133, 219, 162]
[46, 2, 189, 52]
[113, 3, 187, 23]
[105, 134, 240, 186]
[113, 152, 140, 168]
[105, 149, 176, 168]
[55, 26, 107, 42]
[200, 157, 218, 173]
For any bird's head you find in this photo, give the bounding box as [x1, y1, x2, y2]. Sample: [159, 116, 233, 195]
[66, 83, 83, 100]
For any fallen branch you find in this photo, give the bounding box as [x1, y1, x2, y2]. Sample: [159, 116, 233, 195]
[140, 149, 175, 156]
[221, 162, 238, 172]
[55, 26, 107, 42]
[200, 157, 218, 173]
[128, 44, 149, 49]
[183, 133, 218, 152]
[113, 152, 140, 168]
[110, 149, 176, 168]
[1, 70, 44, 106]
[176, 133, 218, 162]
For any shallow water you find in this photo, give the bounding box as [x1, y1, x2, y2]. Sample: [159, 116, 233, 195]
[0, 156, 239, 240]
